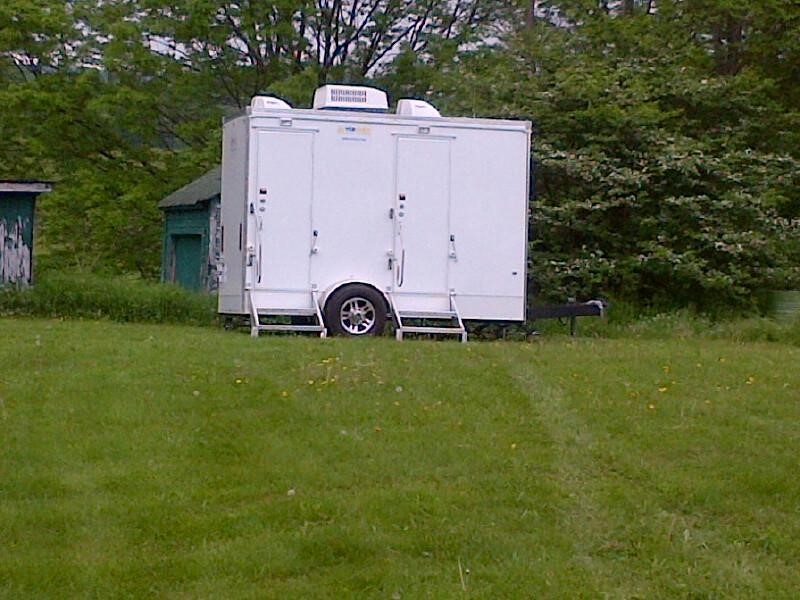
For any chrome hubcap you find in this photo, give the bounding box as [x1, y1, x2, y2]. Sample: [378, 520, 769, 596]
[340, 297, 376, 335]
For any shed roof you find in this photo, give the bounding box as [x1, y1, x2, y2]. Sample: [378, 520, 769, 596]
[159, 167, 221, 209]
[0, 181, 52, 194]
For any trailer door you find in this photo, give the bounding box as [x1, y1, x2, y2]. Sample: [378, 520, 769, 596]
[252, 130, 314, 291]
[394, 137, 451, 295]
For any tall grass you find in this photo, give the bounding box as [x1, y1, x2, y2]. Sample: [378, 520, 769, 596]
[0, 272, 217, 325]
[529, 299, 800, 346]
[2, 273, 799, 345]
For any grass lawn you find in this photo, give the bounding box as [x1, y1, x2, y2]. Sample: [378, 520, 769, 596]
[2, 318, 799, 598]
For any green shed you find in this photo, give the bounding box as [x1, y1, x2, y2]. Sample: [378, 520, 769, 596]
[159, 168, 222, 292]
[1, 181, 52, 287]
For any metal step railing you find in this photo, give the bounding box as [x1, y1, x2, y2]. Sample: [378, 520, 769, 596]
[248, 289, 327, 338]
[389, 291, 467, 342]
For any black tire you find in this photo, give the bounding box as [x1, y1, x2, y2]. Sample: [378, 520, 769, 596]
[324, 284, 387, 337]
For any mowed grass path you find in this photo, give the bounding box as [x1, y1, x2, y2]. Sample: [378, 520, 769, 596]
[2, 319, 799, 598]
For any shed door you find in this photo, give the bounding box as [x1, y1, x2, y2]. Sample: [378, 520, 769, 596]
[173, 234, 203, 291]
[253, 130, 314, 290]
[394, 137, 451, 295]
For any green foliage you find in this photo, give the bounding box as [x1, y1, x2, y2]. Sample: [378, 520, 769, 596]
[0, 272, 217, 325]
[533, 140, 800, 308]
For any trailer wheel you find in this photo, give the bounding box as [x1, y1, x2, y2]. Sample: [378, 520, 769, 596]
[325, 284, 386, 337]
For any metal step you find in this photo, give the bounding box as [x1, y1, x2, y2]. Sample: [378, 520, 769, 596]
[256, 307, 318, 317]
[396, 310, 457, 319]
[388, 291, 468, 343]
[399, 325, 465, 335]
[255, 324, 326, 333]
[248, 289, 327, 338]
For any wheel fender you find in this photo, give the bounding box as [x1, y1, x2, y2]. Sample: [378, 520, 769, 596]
[320, 280, 390, 315]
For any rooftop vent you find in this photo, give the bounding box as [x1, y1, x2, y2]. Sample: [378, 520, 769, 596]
[396, 98, 441, 117]
[250, 96, 292, 111]
[313, 85, 389, 112]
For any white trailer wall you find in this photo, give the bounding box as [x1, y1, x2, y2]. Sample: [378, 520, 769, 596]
[219, 105, 531, 322]
[447, 124, 530, 318]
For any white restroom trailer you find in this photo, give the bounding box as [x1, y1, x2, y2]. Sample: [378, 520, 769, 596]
[218, 85, 531, 341]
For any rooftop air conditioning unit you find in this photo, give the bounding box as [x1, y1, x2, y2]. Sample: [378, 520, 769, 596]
[312, 84, 389, 112]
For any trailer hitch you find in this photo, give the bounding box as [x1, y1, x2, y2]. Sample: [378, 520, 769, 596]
[527, 298, 607, 336]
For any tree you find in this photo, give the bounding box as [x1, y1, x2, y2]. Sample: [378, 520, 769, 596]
[525, 2, 800, 308]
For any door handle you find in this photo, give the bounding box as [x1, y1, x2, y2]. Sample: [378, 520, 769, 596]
[396, 249, 406, 287]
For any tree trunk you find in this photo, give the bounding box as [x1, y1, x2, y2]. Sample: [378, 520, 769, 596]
[713, 13, 746, 76]
[526, 0, 536, 27]
[623, 0, 635, 16]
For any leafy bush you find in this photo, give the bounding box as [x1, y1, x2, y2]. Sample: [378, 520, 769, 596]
[531, 118, 800, 313]
[0, 273, 217, 326]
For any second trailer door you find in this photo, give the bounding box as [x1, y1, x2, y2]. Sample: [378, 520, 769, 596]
[393, 137, 452, 296]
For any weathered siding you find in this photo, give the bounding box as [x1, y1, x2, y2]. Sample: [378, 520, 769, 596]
[0, 193, 36, 286]
[208, 200, 222, 292]
[161, 198, 222, 292]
